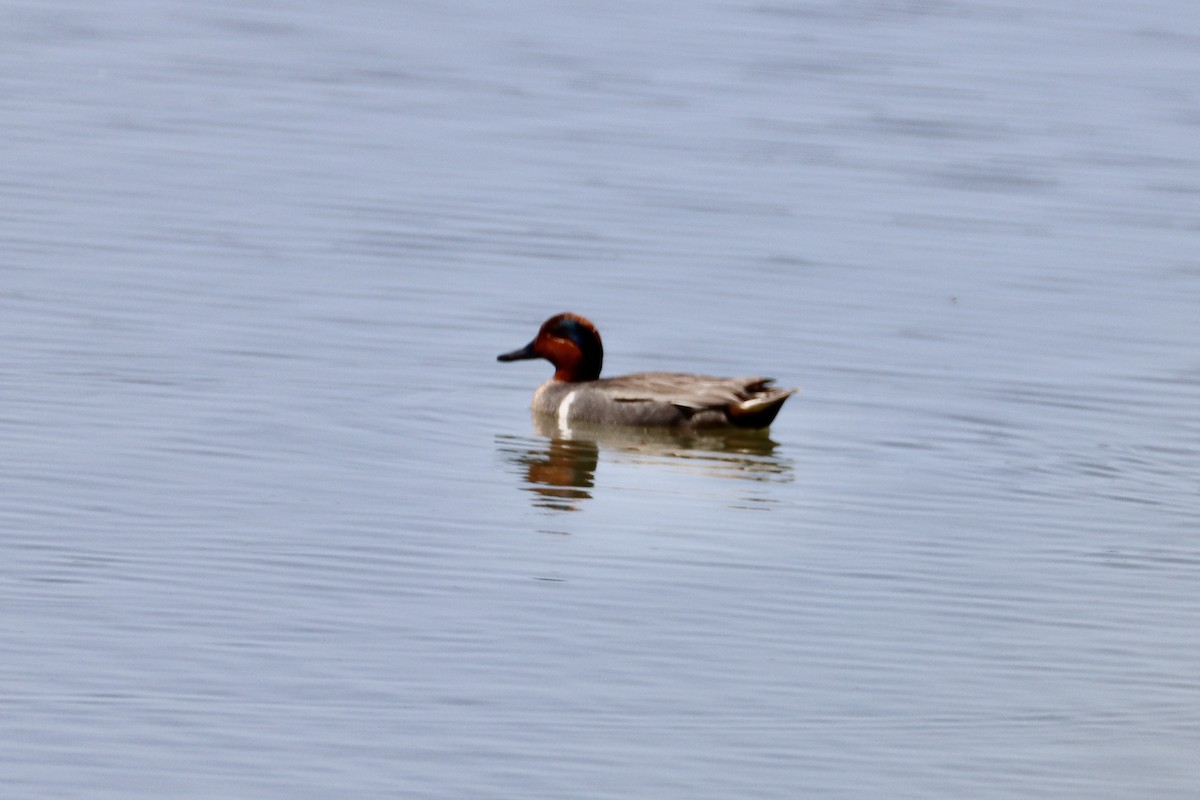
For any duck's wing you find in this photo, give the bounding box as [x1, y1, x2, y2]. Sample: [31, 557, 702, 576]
[600, 373, 785, 410]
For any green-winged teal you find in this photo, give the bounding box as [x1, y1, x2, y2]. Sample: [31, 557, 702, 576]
[498, 313, 797, 429]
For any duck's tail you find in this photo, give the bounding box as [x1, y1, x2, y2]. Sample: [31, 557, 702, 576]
[726, 386, 799, 429]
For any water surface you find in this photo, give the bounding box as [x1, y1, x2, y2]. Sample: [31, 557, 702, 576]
[3, 0, 1199, 797]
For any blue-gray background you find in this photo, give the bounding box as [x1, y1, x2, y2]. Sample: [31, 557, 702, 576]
[3, 1, 1198, 797]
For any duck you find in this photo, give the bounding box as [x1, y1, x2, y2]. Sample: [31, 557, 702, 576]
[497, 313, 798, 429]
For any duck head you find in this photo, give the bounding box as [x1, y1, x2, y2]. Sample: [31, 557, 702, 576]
[497, 312, 604, 382]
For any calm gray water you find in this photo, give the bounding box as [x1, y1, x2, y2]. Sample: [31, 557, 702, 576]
[3, 0, 1199, 797]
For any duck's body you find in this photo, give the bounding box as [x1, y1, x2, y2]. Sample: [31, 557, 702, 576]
[498, 313, 797, 429]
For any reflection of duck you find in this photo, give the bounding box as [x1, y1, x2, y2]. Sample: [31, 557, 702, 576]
[499, 418, 793, 511]
[497, 434, 599, 512]
[530, 415, 792, 483]
[498, 313, 798, 429]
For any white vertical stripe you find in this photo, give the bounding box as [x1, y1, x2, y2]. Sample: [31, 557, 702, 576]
[557, 390, 577, 433]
